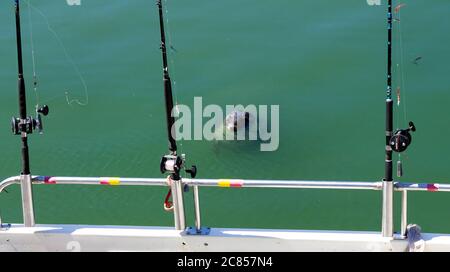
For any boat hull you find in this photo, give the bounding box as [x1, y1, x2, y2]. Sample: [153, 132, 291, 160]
[1, 224, 449, 252]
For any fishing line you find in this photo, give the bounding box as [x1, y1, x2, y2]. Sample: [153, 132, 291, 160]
[394, 3, 410, 176]
[26, 0, 89, 107]
[394, 18, 401, 131]
[398, 10, 408, 125]
[394, 3, 408, 127]
[164, 0, 180, 111]
[164, 0, 184, 151]
[162, 0, 192, 182]
[26, 0, 40, 110]
[398, 5, 411, 165]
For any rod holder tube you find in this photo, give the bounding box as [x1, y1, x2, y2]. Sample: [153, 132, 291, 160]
[385, 99, 393, 182]
[382, 181, 393, 237]
[171, 179, 185, 230]
[193, 185, 201, 232]
[20, 174, 35, 227]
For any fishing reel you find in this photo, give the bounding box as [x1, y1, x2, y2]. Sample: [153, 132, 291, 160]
[11, 105, 49, 135]
[390, 121, 416, 153]
[160, 153, 197, 180]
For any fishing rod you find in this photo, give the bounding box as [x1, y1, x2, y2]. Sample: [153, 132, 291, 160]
[156, 0, 196, 181]
[382, 0, 415, 237]
[10, 0, 49, 227]
[156, 0, 197, 230]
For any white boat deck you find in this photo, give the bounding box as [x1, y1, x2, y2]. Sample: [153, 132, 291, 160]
[1, 224, 449, 252]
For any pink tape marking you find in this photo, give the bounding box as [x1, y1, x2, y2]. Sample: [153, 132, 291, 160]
[230, 181, 243, 188]
[427, 184, 439, 192]
[45, 177, 56, 184]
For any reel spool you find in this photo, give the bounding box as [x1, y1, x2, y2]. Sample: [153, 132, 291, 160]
[160, 154, 197, 179]
[11, 105, 49, 135]
[390, 121, 416, 153]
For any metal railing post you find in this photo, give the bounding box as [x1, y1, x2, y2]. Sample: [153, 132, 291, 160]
[193, 185, 201, 232]
[382, 180, 393, 237]
[401, 190, 408, 236]
[20, 174, 35, 227]
[171, 178, 186, 230]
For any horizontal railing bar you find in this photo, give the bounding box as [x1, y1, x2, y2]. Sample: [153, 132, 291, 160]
[395, 182, 450, 192]
[0, 176, 21, 193]
[0, 176, 449, 193]
[31, 176, 381, 190]
[183, 179, 383, 190]
[32, 176, 167, 186]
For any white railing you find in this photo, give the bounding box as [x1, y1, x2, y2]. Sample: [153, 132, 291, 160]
[1, 175, 449, 236]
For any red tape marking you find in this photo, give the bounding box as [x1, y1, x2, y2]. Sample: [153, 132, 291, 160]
[44, 177, 56, 184]
[427, 184, 439, 192]
[230, 181, 243, 188]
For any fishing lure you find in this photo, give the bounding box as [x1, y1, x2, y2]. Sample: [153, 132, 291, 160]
[413, 56, 422, 65]
[396, 86, 401, 106]
[394, 3, 406, 13]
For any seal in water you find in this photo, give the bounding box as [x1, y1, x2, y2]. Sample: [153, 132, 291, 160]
[225, 110, 250, 132]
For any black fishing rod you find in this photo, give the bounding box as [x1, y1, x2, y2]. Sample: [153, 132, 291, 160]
[13, 0, 31, 175]
[157, 0, 177, 154]
[156, 0, 196, 181]
[10, 0, 49, 227]
[385, 0, 393, 182]
[11, 0, 49, 172]
[383, 0, 415, 237]
[385, 0, 416, 181]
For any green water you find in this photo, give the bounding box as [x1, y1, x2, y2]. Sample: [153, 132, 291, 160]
[0, 0, 450, 233]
